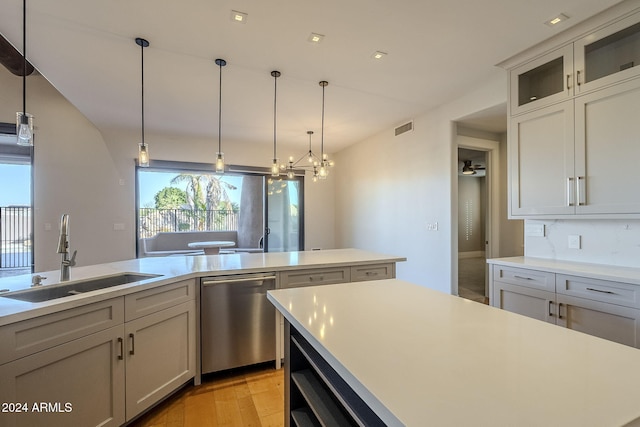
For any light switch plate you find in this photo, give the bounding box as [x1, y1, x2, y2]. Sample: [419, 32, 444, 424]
[525, 223, 545, 237]
[568, 235, 581, 249]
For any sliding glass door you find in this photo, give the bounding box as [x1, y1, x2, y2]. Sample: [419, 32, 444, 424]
[265, 176, 303, 252]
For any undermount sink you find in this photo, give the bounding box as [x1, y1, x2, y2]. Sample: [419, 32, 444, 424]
[0, 273, 162, 303]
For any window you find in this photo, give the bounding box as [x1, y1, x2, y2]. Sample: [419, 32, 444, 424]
[136, 160, 304, 256]
[0, 123, 33, 276]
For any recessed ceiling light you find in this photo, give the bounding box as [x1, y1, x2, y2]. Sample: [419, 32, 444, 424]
[308, 33, 325, 43]
[545, 13, 569, 27]
[371, 51, 387, 60]
[231, 10, 248, 24]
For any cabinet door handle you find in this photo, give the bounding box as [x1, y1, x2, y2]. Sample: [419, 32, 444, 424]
[129, 333, 135, 356]
[548, 300, 554, 317]
[566, 74, 571, 90]
[514, 275, 533, 280]
[577, 70, 582, 86]
[586, 287, 615, 295]
[558, 303, 564, 319]
[577, 176, 586, 206]
[117, 337, 124, 360]
[567, 177, 575, 206]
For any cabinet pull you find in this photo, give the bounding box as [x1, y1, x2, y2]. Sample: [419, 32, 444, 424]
[548, 300, 554, 317]
[577, 70, 582, 86]
[365, 271, 378, 276]
[514, 275, 533, 280]
[117, 337, 124, 360]
[577, 176, 586, 206]
[309, 276, 324, 282]
[558, 303, 564, 319]
[567, 177, 575, 206]
[566, 74, 571, 90]
[586, 287, 615, 295]
[129, 333, 135, 356]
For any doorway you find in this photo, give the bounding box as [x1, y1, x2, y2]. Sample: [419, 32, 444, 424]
[457, 147, 488, 303]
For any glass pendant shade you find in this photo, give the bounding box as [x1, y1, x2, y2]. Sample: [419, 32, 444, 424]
[16, 112, 33, 146]
[138, 142, 149, 167]
[215, 152, 225, 173]
[271, 159, 280, 177]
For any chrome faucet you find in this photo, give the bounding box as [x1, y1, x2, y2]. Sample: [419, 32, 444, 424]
[57, 214, 77, 281]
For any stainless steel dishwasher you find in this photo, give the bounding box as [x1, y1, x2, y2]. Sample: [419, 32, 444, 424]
[201, 273, 276, 374]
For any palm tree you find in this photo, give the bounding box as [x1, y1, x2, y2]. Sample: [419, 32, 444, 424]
[170, 174, 237, 230]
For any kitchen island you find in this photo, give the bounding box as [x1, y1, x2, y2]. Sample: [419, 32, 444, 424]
[268, 279, 640, 426]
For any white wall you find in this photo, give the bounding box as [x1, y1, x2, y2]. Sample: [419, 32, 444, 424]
[334, 69, 507, 293]
[0, 66, 335, 273]
[525, 219, 640, 267]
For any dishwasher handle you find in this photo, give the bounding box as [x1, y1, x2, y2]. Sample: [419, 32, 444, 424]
[201, 275, 276, 286]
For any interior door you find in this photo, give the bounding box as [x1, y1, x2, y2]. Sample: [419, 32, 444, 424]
[264, 176, 304, 252]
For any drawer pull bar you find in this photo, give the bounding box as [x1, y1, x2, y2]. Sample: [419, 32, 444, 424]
[365, 271, 378, 276]
[548, 300, 554, 317]
[117, 337, 124, 360]
[558, 303, 564, 319]
[586, 287, 615, 295]
[129, 333, 135, 356]
[514, 275, 533, 280]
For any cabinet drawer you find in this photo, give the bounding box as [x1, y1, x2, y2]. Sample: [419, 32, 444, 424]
[556, 274, 640, 309]
[492, 265, 555, 292]
[125, 279, 195, 321]
[279, 267, 350, 289]
[0, 298, 124, 365]
[351, 263, 394, 282]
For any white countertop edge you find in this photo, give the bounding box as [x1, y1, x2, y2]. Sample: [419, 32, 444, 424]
[267, 291, 404, 427]
[487, 256, 640, 285]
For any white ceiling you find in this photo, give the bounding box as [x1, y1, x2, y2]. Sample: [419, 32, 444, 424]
[0, 0, 623, 153]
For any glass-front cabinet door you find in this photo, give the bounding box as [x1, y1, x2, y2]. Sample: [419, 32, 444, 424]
[574, 11, 640, 94]
[510, 45, 573, 115]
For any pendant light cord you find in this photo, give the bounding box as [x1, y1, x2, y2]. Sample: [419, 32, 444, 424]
[218, 62, 222, 153]
[273, 73, 278, 159]
[140, 41, 145, 146]
[22, 0, 26, 116]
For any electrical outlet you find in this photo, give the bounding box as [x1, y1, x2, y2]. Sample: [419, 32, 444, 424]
[427, 222, 438, 231]
[568, 235, 581, 249]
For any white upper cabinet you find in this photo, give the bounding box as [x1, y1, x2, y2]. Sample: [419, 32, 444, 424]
[574, 78, 640, 214]
[507, 7, 640, 218]
[574, 12, 640, 94]
[510, 45, 574, 115]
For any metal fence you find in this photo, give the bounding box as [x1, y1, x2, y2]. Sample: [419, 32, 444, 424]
[139, 208, 239, 238]
[1, 206, 32, 268]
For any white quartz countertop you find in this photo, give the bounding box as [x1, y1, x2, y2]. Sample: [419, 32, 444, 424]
[0, 249, 405, 326]
[268, 279, 640, 426]
[488, 256, 640, 285]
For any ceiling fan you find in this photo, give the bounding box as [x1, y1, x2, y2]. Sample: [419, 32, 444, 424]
[461, 160, 485, 175]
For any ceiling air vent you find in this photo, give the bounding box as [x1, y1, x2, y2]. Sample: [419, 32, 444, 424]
[395, 121, 413, 136]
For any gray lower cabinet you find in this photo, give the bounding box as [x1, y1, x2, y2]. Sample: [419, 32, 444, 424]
[0, 325, 125, 427]
[0, 279, 196, 427]
[125, 300, 196, 420]
[491, 265, 640, 347]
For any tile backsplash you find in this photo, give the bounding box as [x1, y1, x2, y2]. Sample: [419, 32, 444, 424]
[524, 219, 640, 267]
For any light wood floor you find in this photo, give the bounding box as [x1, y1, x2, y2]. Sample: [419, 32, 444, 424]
[128, 365, 285, 427]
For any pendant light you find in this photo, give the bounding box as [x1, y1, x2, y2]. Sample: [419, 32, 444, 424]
[285, 130, 320, 179]
[16, 0, 33, 146]
[214, 58, 226, 173]
[317, 80, 334, 180]
[270, 70, 282, 177]
[136, 37, 150, 167]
